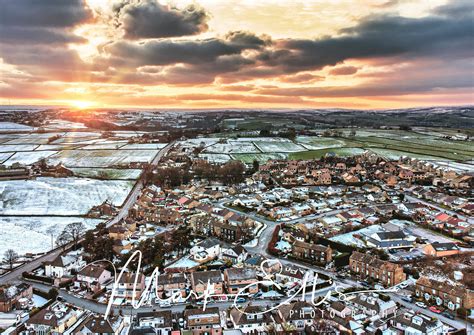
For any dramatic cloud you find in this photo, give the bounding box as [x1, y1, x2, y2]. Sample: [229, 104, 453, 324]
[0, 0, 92, 44]
[329, 65, 359, 76]
[1, 0, 472, 108]
[113, 0, 209, 39]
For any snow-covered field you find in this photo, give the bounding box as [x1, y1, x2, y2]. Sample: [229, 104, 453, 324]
[254, 141, 306, 153]
[47, 149, 158, 167]
[233, 137, 292, 142]
[0, 216, 102, 256]
[178, 138, 220, 149]
[3, 150, 58, 166]
[120, 143, 168, 150]
[44, 119, 87, 130]
[0, 144, 39, 152]
[204, 141, 260, 154]
[0, 177, 133, 215]
[4, 134, 60, 145]
[431, 161, 474, 173]
[81, 142, 128, 150]
[0, 122, 33, 132]
[70, 168, 142, 180]
[296, 136, 346, 150]
[0, 152, 13, 163]
[198, 153, 232, 163]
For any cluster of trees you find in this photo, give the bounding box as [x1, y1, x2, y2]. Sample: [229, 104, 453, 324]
[118, 226, 192, 271]
[82, 223, 115, 262]
[259, 128, 297, 140]
[193, 160, 246, 185]
[148, 167, 192, 187]
[56, 222, 86, 250]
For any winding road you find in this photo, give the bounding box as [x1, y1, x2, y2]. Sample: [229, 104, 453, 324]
[0, 141, 175, 285]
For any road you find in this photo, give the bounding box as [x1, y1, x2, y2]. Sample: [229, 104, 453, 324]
[215, 201, 342, 258]
[0, 141, 175, 285]
[28, 281, 335, 316]
[217, 202, 471, 331]
[405, 194, 474, 224]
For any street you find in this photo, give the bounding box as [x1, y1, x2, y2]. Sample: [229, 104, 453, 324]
[0, 141, 176, 286]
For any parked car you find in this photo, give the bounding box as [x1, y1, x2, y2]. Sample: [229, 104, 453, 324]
[235, 297, 246, 303]
[429, 306, 442, 314]
[442, 311, 455, 320]
[415, 302, 427, 308]
[252, 291, 262, 299]
[401, 297, 412, 303]
[399, 282, 409, 289]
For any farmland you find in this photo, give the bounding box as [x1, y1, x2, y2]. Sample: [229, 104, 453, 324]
[179, 127, 473, 171]
[0, 121, 167, 255]
[0, 216, 102, 256]
[0, 177, 133, 215]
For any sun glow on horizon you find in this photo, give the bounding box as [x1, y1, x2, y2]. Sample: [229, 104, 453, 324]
[69, 100, 97, 110]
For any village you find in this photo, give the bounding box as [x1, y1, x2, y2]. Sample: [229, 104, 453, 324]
[0, 134, 472, 335]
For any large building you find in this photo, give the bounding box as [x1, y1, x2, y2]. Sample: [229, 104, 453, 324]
[291, 240, 332, 265]
[349, 251, 406, 286]
[415, 276, 474, 310]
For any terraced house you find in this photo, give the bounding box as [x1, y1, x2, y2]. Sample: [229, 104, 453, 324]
[184, 307, 222, 335]
[415, 276, 474, 310]
[349, 251, 406, 286]
[291, 240, 333, 265]
[223, 268, 258, 294]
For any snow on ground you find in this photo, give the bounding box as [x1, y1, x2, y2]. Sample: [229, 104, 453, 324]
[35, 144, 82, 151]
[198, 153, 232, 163]
[120, 143, 168, 150]
[0, 122, 33, 131]
[204, 141, 260, 154]
[0, 216, 102, 256]
[81, 142, 128, 150]
[431, 161, 474, 173]
[0, 177, 134, 215]
[0, 144, 39, 152]
[276, 240, 292, 251]
[296, 136, 346, 150]
[47, 149, 158, 167]
[177, 138, 220, 149]
[253, 141, 306, 153]
[368, 148, 440, 161]
[43, 119, 87, 130]
[329, 225, 382, 248]
[233, 137, 292, 142]
[166, 255, 200, 270]
[0, 152, 14, 163]
[230, 153, 288, 163]
[32, 294, 49, 307]
[62, 131, 103, 138]
[3, 150, 58, 166]
[112, 131, 149, 138]
[4, 134, 64, 145]
[70, 168, 142, 180]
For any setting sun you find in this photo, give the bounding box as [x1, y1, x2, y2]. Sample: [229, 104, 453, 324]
[69, 100, 96, 110]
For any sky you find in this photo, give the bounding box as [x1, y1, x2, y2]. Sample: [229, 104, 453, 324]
[0, 0, 473, 109]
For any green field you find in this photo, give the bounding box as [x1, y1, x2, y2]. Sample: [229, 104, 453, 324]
[290, 129, 474, 162]
[289, 147, 366, 160]
[231, 153, 288, 163]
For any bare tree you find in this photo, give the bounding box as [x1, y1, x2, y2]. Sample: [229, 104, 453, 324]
[56, 231, 70, 250]
[3, 249, 19, 270]
[56, 222, 86, 248]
